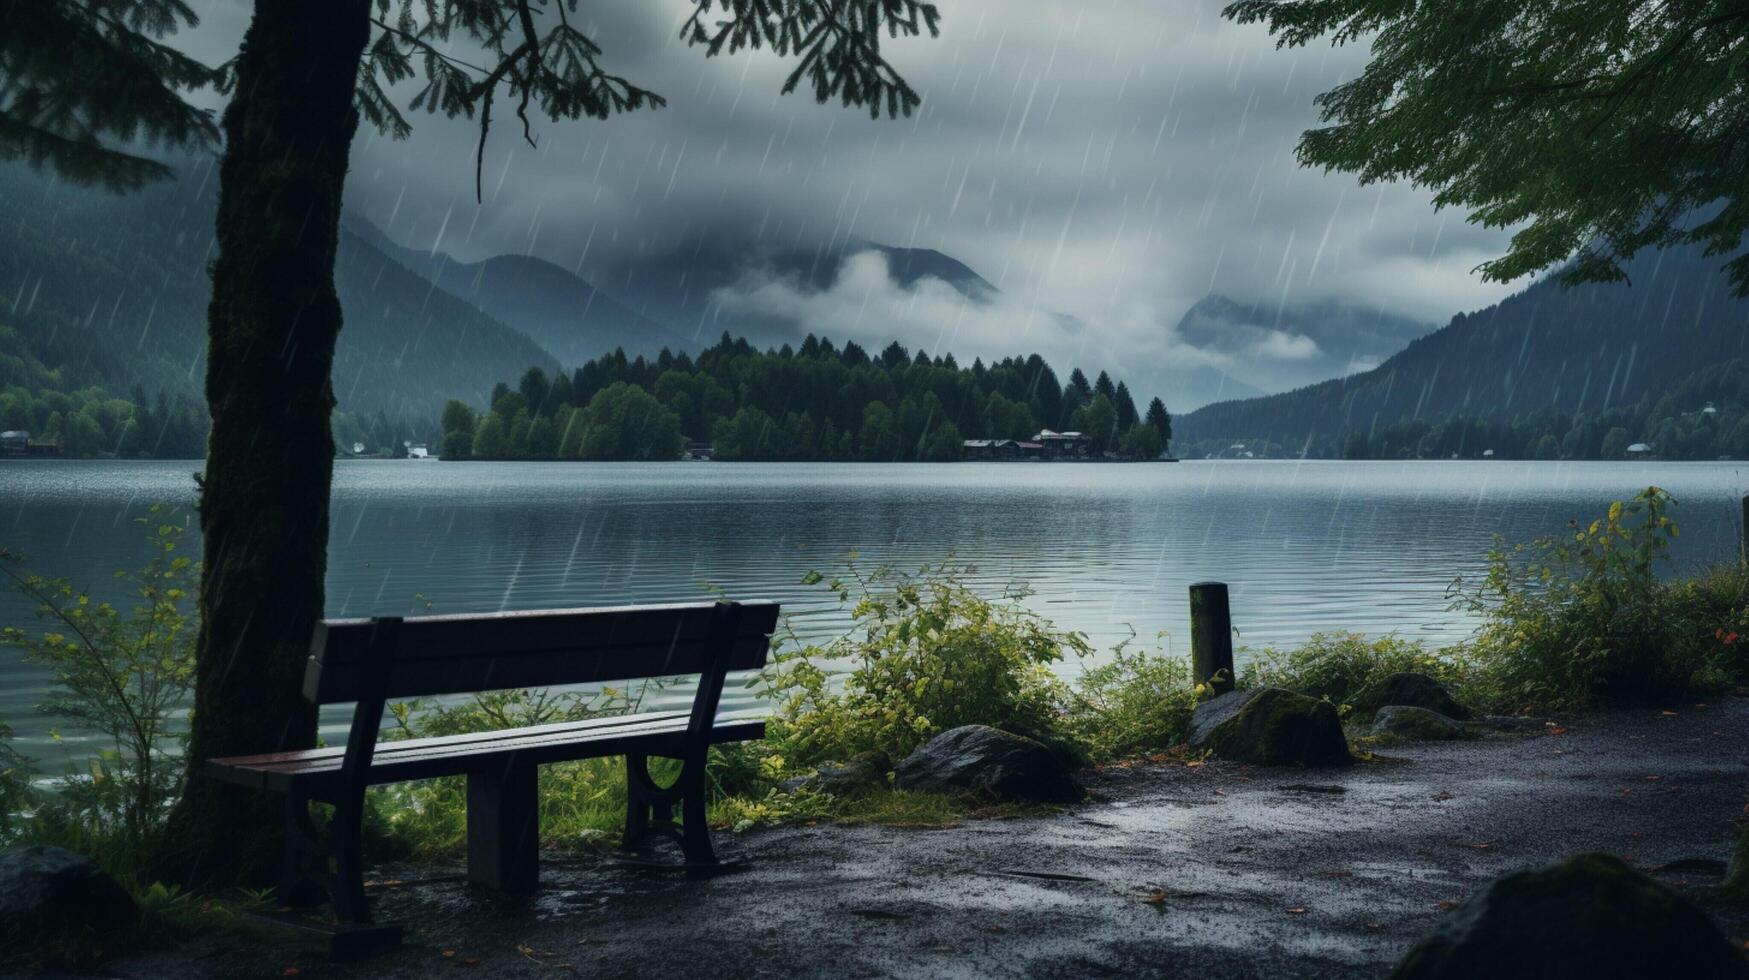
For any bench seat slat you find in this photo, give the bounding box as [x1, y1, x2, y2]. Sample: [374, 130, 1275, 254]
[207, 711, 764, 792]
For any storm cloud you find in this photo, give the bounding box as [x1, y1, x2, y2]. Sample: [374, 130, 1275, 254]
[177, 1, 1525, 404]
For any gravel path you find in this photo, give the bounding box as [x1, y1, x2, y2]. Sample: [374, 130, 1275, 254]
[81, 697, 1749, 979]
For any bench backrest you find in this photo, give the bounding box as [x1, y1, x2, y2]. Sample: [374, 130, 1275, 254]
[303, 600, 781, 705]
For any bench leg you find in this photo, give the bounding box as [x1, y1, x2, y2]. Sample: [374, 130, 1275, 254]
[467, 764, 539, 894]
[622, 752, 717, 866]
[331, 790, 372, 925]
[679, 763, 716, 866]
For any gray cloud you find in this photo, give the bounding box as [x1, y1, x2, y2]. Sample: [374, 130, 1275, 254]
[176, 1, 1524, 401]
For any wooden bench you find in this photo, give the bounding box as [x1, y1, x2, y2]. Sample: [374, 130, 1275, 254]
[208, 599, 779, 939]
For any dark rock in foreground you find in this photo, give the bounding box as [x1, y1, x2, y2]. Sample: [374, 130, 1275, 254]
[0, 845, 139, 964]
[789, 750, 892, 796]
[1355, 672, 1472, 720]
[1369, 705, 1477, 741]
[1189, 688, 1351, 767]
[896, 725, 1083, 803]
[1393, 853, 1749, 979]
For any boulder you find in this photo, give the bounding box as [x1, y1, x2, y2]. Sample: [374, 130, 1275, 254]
[0, 846, 139, 962]
[1189, 688, 1352, 767]
[1368, 705, 1477, 741]
[1354, 672, 1472, 721]
[1393, 853, 1749, 979]
[895, 725, 1083, 803]
[788, 751, 892, 796]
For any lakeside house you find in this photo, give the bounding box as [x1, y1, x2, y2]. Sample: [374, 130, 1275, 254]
[683, 441, 715, 461]
[963, 433, 1098, 460]
[407, 443, 431, 459]
[1, 430, 58, 457]
[1031, 430, 1095, 458]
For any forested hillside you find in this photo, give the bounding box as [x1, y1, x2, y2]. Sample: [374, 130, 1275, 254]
[0, 160, 557, 439]
[439, 334, 1173, 462]
[1177, 243, 1749, 458]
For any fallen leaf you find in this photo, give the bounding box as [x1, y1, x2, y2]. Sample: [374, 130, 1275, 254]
[1431, 791, 1453, 801]
[1286, 906, 1309, 915]
[1436, 900, 1457, 911]
[1661, 710, 1678, 717]
[1547, 725, 1569, 736]
[1364, 922, 1385, 931]
[1646, 775, 1663, 782]
[463, 958, 480, 968]
[443, 950, 457, 958]
[281, 970, 300, 978]
[1141, 888, 1168, 905]
[1462, 841, 1494, 850]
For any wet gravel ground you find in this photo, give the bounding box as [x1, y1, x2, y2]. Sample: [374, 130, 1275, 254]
[86, 698, 1749, 979]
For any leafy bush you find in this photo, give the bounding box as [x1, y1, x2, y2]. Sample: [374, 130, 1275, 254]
[1241, 632, 1467, 718]
[1453, 487, 1747, 709]
[0, 508, 197, 853]
[761, 562, 1090, 768]
[1065, 634, 1199, 761]
[0, 718, 33, 839]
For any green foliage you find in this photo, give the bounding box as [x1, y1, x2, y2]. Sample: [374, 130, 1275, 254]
[0, 508, 198, 851]
[356, 0, 938, 199]
[1224, 0, 1749, 295]
[0, 329, 209, 458]
[0, 718, 32, 840]
[762, 562, 1091, 767]
[461, 334, 1164, 461]
[1454, 488, 1748, 708]
[1065, 635, 1198, 762]
[0, 0, 219, 191]
[1241, 632, 1466, 718]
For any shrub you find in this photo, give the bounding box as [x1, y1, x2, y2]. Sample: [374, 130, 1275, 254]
[1453, 487, 1747, 709]
[0, 718, 33, 840]
[0, 508, 197, 854]
[1065, 634, 1199, 761]
[761, 561, 1090, 768]
[1240, 632, 1466, 718]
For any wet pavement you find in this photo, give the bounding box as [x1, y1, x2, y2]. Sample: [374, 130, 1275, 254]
[88, 698, 1749, 978]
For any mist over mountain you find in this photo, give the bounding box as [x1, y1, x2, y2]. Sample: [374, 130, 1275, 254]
[1173, 295, 1434, 393]
[347, 220, 689, 365]
[0, 161, 556, 419]
[1177, 242, 1749, 455]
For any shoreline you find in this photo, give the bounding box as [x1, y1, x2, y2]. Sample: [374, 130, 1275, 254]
[117, 698, 1749, 978]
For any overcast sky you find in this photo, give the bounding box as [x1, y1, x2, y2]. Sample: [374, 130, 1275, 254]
[179, 1, 1527, 390]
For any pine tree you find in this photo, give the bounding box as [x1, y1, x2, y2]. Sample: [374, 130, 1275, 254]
[0, 0, 219, 189]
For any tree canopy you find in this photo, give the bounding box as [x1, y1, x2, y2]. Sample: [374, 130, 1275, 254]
[0, 0, 217, 189]
[1224, 0, 1749, 294]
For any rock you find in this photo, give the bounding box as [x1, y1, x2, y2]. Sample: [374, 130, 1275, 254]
[1188, 688, 1351, 767]
[1354, 672, 1472, 720]
[1368, 705, 1478, 741]
[789, 751, 892, 796]
[895, 725, 1083, 803]
[0, 846, 139, 962]
[1393, 853, 1749, 979]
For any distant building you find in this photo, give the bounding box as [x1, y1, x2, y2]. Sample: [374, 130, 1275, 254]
[1, 431, 57, 457]
[1482, 449, 1495, 458]
[1626, 442, 1655, 457]
[407, 443, 431, 459]
[1032, 430, 1095, 459]
[352, 441, 366, 455]
[963, 439, 1024, 461]
[683, 442, 714, 461]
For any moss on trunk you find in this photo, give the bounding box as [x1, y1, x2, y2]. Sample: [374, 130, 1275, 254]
[158, 0, 372, 886]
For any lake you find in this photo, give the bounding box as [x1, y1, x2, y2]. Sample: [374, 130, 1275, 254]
[2, 459, 1745, 766]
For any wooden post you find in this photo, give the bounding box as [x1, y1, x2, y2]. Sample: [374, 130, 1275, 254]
[1189, 582, 1235, 695]
[467, 764, 539, 894]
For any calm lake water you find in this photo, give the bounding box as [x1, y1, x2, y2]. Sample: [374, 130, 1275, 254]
[2, 459, 1745, 766]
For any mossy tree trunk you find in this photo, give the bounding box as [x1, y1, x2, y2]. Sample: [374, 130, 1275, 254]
[159, 0, 372, 885]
